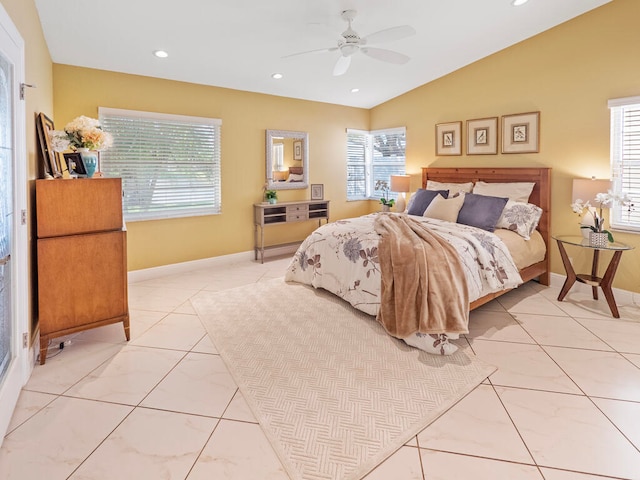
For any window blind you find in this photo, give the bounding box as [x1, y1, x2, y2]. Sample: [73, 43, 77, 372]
[609, 97, 640, 231]
[346, 127, 406, 201]
[99, 107, 222, 222]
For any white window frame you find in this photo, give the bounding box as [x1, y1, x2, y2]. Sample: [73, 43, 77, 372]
[99, 107, 222, 222]
[608, 96, 640, 233]
[346, 127, 406, 201]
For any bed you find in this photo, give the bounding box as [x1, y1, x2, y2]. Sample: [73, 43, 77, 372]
[285, 167, 551, 353]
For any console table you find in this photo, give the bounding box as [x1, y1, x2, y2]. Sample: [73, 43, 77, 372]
[254, 200, 330, 263]
[553, 235, 633, 318]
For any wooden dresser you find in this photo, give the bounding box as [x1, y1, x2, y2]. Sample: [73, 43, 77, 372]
[254, 200, 330, 263]
[36, 178, 129, 364]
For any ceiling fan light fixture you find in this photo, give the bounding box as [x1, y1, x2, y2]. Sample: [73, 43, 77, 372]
[153, 50, 168, 58]
[512, 0, 529, 6]
[340, 44, 359, 57]
[351, 88, 360, 93]
[271, 73, 283, 79]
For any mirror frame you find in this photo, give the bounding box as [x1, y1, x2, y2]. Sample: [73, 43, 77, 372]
[266, 129, 309, 190]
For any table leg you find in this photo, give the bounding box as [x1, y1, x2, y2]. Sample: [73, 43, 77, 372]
[591, 249, 600, 300]
[600, 250, 623, 318]
[556, 240, 577, 301]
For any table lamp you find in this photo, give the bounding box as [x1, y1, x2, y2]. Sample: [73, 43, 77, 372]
[390, 175, 411, 212]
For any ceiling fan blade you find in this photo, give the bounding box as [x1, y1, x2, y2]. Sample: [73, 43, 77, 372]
[360, 47, 410, 65]
[362, 25, 416, 45]
[282, 46, 338, 59]
[333, 55, 351, 76]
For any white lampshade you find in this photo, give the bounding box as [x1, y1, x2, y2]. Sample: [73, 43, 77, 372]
[390, 175, 411, 193]
[390, 175, 411, 212]
[572, 178, 611, 204]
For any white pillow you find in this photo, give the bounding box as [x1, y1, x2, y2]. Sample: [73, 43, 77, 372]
[423, 193, 465, 222]
[426, 180, 474, 195]
[496, 200, 543, 240]
[287, 173, 304, 182]
[472, 181, 535, 203]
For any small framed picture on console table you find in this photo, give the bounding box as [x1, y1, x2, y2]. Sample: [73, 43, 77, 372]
[311, 184, 324, 200]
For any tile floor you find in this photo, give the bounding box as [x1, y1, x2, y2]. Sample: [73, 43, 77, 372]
[2, 256, 640, 480]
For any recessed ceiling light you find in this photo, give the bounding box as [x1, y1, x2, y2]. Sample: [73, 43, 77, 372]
[153, 50, 168, 58]
[512, 0, 529, 6]
[271, 73, 283, 79]
[351, 88, 360, 93]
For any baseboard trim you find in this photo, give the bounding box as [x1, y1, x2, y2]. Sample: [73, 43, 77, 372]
[128, 250, 254, 283]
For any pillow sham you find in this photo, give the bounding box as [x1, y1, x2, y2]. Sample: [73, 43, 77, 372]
[496, 200, 543, 240]
[472, 181, 535, 203]
[407, 189, 449, 216]
[426, 180, 474, 195]
[457, 193, 508, 232]
[423, 192, 465, 222]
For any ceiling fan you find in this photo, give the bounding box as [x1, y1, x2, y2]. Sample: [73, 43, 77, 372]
[284, 10, 416, 76]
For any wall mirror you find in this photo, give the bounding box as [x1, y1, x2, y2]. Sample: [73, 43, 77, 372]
[266, 129, 309, 190]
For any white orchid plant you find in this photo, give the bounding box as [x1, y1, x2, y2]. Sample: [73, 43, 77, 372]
[571, 191, 632, 242]
[375, 180, 395, 207]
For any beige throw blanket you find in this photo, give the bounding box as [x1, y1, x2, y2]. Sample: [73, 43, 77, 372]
[374, 213, 469, 338]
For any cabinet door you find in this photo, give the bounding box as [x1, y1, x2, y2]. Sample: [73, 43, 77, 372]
[37, 230, 128, 336]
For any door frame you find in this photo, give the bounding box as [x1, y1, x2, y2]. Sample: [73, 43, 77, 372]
[0, 2, 29, 443]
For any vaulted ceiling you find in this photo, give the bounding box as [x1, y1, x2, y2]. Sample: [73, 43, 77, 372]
[35, 0, 610, 108]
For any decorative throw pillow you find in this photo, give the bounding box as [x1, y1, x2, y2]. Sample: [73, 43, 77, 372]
[426, 180, 474, 195]
[423, 193, 465, 223]
[472, 181, 535, 203]
[496, 200, 543, 240]
[457, 193, 509, 232]
[287, 173, 304, 182]
[407, 189, 449, 216]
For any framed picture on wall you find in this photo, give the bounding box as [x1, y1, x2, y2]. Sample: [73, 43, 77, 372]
[502, 111, 540, 154]
[435, 121, 462, 156]
[466, 117, 498, 155]
[293, 140, 303, 160]
[311, 184, 324, 200]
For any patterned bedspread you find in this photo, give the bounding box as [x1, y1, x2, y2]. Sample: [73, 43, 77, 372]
[285, 213, 523, 316]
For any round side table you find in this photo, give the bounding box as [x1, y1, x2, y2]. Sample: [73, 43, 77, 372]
[552, 235, 633, 318]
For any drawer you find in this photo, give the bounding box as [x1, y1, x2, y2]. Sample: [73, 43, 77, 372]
[287, 204, 309, 214]
[287, 213, 308, 222]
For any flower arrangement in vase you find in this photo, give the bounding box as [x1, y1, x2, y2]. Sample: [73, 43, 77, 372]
[375, 180, 395, 212]
[571, 191, 631, 244]
[49, 116, 113, 178]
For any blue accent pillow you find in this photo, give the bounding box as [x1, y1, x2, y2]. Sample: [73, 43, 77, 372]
[407, 189, 449, 216]
[457, 193, 509, 232]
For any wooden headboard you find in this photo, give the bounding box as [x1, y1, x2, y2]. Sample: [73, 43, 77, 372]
[422, 167, 551, 288]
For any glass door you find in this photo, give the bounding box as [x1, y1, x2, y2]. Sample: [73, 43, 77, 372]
[0, 4, 27, 443]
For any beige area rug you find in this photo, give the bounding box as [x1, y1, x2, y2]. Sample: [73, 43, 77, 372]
[191, 279, 496, 480]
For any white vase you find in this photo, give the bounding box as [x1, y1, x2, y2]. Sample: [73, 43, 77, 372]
[580, 207, 597, 239]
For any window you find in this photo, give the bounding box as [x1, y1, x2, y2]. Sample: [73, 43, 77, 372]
[609, 97, 640, 232]
[346, 127, 406, 201]
[99, 107, 222, 222]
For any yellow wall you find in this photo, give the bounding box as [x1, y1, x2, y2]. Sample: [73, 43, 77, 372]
[53, 66, 370, 270]
[50, 0, 640, 293]
[1, 0, 53, 336]
[371, 0, 640, 293]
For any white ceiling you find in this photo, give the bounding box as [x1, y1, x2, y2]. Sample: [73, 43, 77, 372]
[34, 0, 610, 109]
